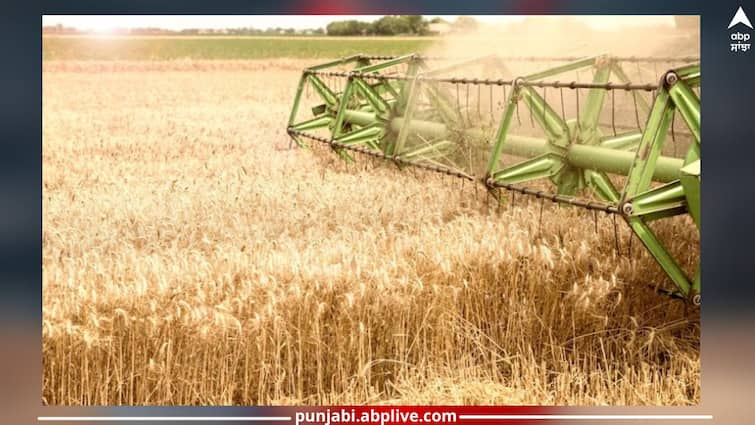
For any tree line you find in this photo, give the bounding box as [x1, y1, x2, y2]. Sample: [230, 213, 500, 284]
[325, 16, 480, 36]
[326, 16, 431, 36]
[43, 16, 480, 37]
[42, 24, 326, 36]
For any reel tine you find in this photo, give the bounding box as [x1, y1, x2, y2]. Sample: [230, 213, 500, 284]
[628, 228, 633, 259]
[477, 83, 482, 122]
[575, 87, 581, 129]
[632, 89, 643, 132]
[515, 96, 522, 126]
[466, 83, 470, 126]
[560, 87, 566, 125]
[593, 210, 598, 234]
[613, 213, 621, 256]
[611, 88, 617, 136]
[456, 82, 461, 119]
[489, 84, 494, 124]
[538, 196, 545, 238]
[502, 84, 507, 112]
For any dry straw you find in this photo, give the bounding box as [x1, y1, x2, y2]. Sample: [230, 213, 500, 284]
[42, 61, 699, 406]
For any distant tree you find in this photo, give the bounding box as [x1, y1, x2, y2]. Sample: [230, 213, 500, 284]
[452, 16, 479, 33]
[327, 20, 370, 36]
[326, 15, 432, 36]
[370, 16, 412, 35]
[327, 21, 345, 35]
[402, 15, 430, 35]
[429, 17, 446, 24]
[43, 24, 75, 34]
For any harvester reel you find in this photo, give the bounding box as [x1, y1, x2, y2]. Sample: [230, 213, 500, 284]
[288, 54, 701, 305]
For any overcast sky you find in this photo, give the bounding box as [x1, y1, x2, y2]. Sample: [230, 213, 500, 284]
[41, 15, 676, 32]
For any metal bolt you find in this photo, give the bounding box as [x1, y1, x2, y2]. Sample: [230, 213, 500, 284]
[622, 202, 634, 215]
[665, 72, 679, 87]
[692, 294, 701, 306]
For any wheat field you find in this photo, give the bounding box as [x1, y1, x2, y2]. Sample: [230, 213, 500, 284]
[42, 60, 700, 406]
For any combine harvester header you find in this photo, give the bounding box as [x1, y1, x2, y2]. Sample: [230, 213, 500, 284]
[287, 53, 700, 305]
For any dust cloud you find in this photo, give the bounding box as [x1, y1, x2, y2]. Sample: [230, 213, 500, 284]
[422, 16, 699, 79]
